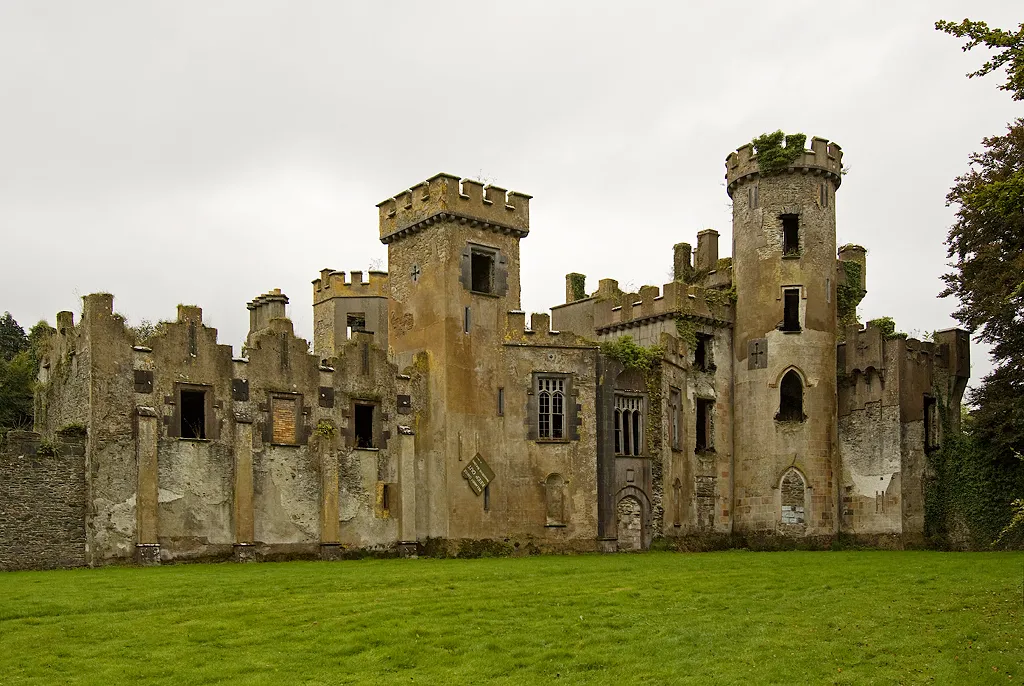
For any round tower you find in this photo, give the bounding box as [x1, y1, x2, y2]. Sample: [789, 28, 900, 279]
[725, 135, 843, 540]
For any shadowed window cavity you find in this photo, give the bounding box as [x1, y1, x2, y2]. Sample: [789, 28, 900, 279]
[782, 288, 801, 332]
[777, 371, 804, 422]
[471, 251, 494, 294]
[180, 389, 206, 439]
[782, 214, 799, 255]
[355, 403, 375, 448]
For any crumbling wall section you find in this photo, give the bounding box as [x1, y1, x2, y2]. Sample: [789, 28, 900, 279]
[0, 431, 86, 570]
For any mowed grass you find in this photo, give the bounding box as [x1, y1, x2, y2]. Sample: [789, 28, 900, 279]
[1, 551, 1022, 684]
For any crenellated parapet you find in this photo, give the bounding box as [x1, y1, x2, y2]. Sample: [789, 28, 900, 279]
[377, 173, 531, 244]
[312, 269, 389, 304]
[593, 281, 734, 333]
[503, 311, 597, 348]
[725, 136, 843, 197]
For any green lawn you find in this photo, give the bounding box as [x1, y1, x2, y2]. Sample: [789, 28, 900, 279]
[1, 551, 1022, 684]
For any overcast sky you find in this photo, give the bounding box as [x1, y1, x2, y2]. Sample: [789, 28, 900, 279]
[1, 2, 1019, 383]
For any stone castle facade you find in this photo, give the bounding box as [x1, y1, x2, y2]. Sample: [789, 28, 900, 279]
[0, 135, 970, 569]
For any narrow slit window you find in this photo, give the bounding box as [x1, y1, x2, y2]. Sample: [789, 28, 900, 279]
[614, 409, 622, 454]
[354, 403, 375, 448]
[471, 251, 494, 293]
[783, 288, 801, 332]
[483, 483, 490, 512]
[180, 389, 206, 439]
[464, 306, 471, 334]
[820, 183, 828, 208]
[924, 396, 939, 450]
[669, 388, 681, 451]
[497, 387, 504, 416]
[781, 214, 799, 255]
[695, 398, 713, 452]
[381, 483, 390, 513]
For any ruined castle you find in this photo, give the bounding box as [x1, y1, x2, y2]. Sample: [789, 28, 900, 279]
[0, 136, 970, 570]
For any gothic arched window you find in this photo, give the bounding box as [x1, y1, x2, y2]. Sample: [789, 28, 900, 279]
[777, 370, 804, 422]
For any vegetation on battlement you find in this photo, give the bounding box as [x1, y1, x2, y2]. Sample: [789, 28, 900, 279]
[866, 316, 908, 340]
[600, 336, 663, 372]
[752, 130, 808, 175]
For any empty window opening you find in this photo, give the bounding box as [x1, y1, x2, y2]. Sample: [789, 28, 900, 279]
[381, 483, 390, 513]
[497, 387, 505, 416]
[538, 377, 565, 439]
[614, 395, 643, 456]
[180, 390, 206, 439]
[778, 370, 804, 422]
[783, 288, 801, 332]
[669, 387, 682, 451]
[781, 469, 806, 525]
[781, 214, 800, 255]
[271, 396, 298, 444]
[695, 398, 713, 452]
[924, 396, 939, 451]
[695, 334, 713, 371]
[464, 306, 471, 334]
[346, 312, 366, 338]
[354, 403, 375, 448]
[471, 251, 494, 293]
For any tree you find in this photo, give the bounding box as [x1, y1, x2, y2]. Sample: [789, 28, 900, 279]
[934, 19, 1024, 547]
[0, 315, 53, 435]
[0, 312, 28, 362]
[935, 19, 1024, 100]
[940, 120, 1024, 366]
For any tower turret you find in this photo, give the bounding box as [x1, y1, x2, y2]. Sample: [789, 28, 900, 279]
[727, 134, 843, 540]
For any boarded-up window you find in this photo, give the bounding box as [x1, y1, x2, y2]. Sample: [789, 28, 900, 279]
[545, 473, 566, 526]
[272, 396, 298, 444]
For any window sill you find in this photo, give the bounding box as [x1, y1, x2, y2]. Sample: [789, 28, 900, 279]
[469, 290, 500, 298]
[178, 437, 210, 443]
[614, 454, 647, 459]
[545, 523, 567, 528]
[535, 438, 570, 444]
[270, 442, 302, 448]
[780, 329, 802, 334]
[782, 253, 802, 260]
[694, 449, 716, 457]
[354, 446, 380, 452]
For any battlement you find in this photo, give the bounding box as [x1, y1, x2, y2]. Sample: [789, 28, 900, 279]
[503, 311, 596, 348]
[594, 281, 734, 332]
[312, 269, 389, 304]
[725, 136, 843, 196]
[377, 173, 531, 244]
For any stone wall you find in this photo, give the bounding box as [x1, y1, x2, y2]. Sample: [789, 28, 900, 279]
[0, 431, 87, 571]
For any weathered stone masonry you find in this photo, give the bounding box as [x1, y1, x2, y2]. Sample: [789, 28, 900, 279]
[1, 135, 971, 570]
